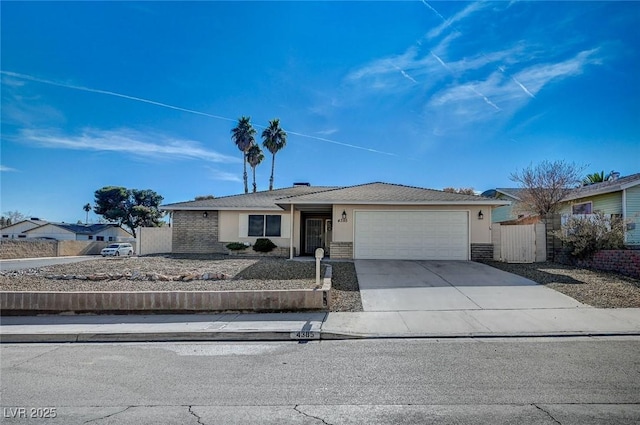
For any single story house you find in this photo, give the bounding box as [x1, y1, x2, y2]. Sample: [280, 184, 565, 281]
[1, 218, 48, 239]
[23, 223, 134, 242]
[558, 172, 640, 246]
[161, 182, 508, 261]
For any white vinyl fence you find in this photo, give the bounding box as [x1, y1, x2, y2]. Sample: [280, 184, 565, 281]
[493, 223, 546, 263]
[136, 226, 172, 256]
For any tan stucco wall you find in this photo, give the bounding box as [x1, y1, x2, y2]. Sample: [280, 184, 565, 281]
[331, 204, 493, 244]
[218, 210, 300, 254]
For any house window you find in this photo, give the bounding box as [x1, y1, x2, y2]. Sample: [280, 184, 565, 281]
[88, 235, 93, 240]
[18, 235, 26, 238]
[2, 235, 8, 238]
[572, 202, 592, 215]
[248, 215, 282, 237]
[96, 236, 105, 241]
[108, 237, 114, 241]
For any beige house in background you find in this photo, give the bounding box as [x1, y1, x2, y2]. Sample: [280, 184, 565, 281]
[162, 182, 507, 261]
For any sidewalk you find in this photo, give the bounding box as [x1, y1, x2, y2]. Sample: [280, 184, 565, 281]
[2, 308, 640, 343]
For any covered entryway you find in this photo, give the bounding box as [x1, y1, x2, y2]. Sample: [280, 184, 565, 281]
[354, 210, 469, 260]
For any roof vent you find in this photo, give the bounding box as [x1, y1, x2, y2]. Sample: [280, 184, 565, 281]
[293, 182, 310, 187]
[608, 171, 620, 181]
[30, 217, 40, 221]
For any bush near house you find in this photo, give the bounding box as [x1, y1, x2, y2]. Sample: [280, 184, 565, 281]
[226, 242, 248, 251]
[253, 238, 277, 253]
[555, 212, 626, 259]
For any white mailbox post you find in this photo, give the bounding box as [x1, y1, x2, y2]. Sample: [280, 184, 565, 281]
[315, 248, 325, 286]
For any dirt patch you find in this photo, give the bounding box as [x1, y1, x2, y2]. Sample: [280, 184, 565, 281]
[0, 255, 363, 312]
[481, 261, 640, 308]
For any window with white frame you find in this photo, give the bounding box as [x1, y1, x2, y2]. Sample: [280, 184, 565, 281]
[248, 215, 282, 237]
[572, 202, 592, 215]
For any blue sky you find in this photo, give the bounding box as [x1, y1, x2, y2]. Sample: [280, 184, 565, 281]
[1, 1, 639, 223]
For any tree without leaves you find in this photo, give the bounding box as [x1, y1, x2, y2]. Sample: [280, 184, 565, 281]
[443, 187, 476, 195]
[2, 210, 26, 226]
[246, 144, 265, 193]
[510, 160, 585, 217]
[261, 118, 287, 191]
[93, 186, 165, 238]
[231, 116, 256, 194]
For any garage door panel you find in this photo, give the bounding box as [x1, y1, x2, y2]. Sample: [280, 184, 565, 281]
[354, 211, 468, 260]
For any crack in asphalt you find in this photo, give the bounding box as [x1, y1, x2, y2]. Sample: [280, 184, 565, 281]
[533, 404, 562, 424]
[83, 406, 134, 424]
[188, 405, 206, 425]
[9, 345, 64, 369]
[293, 405, 333, 425]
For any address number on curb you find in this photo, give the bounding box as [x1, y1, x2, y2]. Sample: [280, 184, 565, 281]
[290, 331, 319, 340]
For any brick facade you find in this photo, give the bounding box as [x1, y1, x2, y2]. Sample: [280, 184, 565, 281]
[471, 243, 493, 261]
[172, 210, 226, 254]
[329, 242, 353, 259]
[556, 249, 640, 279]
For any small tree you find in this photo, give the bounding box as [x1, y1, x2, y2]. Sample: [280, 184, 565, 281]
[83, 203, 92, 224]
[246, 144, 264, 193]
[510, 160, 585, 217]
[93, 186, 165, 238]
[194, 195, 215, 201]
[555, 212, 626, 259]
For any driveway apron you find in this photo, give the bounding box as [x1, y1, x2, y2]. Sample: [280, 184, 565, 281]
[355, 260, 584, 312]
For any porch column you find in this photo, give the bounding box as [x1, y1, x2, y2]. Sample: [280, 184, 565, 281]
[289, 204, 294, 259]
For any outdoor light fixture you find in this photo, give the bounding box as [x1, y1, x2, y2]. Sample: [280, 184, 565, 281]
[341, 210, 347, 222]
[478, 210, 484, 220]
[203, 211, 208, 218]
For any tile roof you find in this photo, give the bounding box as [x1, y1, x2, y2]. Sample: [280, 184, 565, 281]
[163, 182, 508, 211]
[161, 185, 338, 210]
[562, 173, 640, 201]
[276, 182, 505, 205]
[25, 223, 125, 235]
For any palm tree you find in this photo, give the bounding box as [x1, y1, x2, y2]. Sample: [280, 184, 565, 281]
[231, 116, 256, 193]
[261, 118, 287, 191]
[83, 203, 92, 224]
[246, 144, 264, 193]
[582, 171, 605, 186]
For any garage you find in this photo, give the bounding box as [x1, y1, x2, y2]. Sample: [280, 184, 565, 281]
[354, 210, 469, 260]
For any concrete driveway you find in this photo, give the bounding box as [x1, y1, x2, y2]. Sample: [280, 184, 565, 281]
[355, 260, 584, 311]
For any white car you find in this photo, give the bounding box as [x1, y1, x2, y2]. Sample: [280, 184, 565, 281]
[101, 243, 134, 257]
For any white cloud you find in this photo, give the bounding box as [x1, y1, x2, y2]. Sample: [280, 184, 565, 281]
[426, 2, 487, 40]
[0, 165, 18, 172]
[204, 167, 243, 183]
[17, 128, 240, 164]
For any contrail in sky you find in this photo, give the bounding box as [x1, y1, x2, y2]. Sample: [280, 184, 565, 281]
[1, 70, 397, 157]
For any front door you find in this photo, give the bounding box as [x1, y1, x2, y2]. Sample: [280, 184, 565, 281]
[305, 218, 323, 254]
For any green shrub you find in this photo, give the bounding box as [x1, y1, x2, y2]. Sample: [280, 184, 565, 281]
[555, 212, 626, 259]
[253, 238, 277, 253]
[226, 242, 248, 251]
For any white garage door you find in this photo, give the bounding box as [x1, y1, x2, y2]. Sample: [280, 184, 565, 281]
[354, 211, 469, 260]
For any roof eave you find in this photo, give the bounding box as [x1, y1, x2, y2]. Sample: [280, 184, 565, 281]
[276, 200, 510, 206]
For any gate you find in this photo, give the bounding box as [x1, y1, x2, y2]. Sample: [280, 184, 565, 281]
[500, 224, 536, 263]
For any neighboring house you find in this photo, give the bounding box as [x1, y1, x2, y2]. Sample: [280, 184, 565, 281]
[23, 223, 134, 242]
[1, 218, 48, 239]
[479, 188, 535, 224]
[162, 182, 508, 260]
[558, 173, 640, 246]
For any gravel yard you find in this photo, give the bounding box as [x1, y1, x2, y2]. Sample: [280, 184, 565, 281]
[482, 261, 640, 308]
[0, 255, 364, 312]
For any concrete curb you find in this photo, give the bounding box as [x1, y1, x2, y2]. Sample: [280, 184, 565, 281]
[3, 329, 640, 344]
